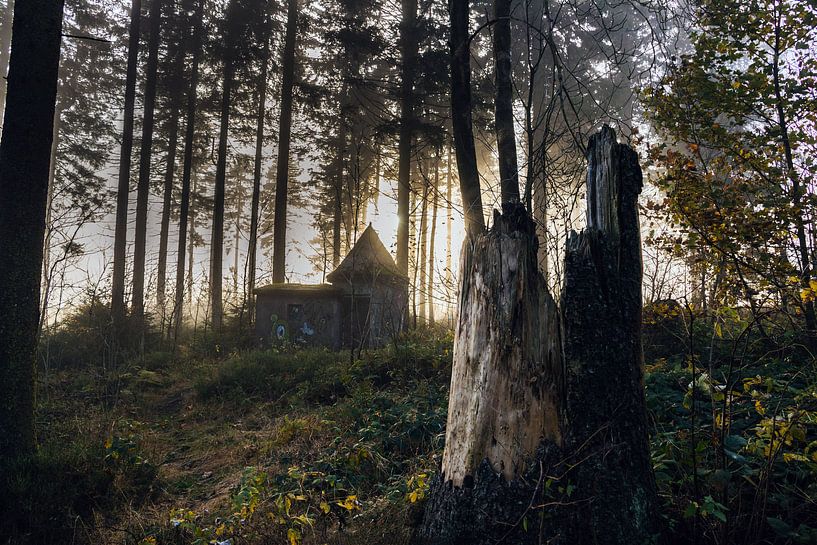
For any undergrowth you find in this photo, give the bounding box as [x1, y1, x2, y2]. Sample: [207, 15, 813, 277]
[6, 316, 817, 545]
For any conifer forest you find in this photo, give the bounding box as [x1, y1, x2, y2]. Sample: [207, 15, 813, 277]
[1, 0, 816, 543]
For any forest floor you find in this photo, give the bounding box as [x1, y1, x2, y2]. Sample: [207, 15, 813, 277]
[3, 320, 817, 545]
[6, 329, 451, 545]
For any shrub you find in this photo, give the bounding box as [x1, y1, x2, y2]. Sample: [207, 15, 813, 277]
[194, 349, 347, 404]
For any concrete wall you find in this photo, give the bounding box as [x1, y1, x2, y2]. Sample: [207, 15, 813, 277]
[254, 279, 408, 349]
[255, 291, 341, 349]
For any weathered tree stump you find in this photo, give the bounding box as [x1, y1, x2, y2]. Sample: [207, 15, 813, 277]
[414, 126, 658, 545]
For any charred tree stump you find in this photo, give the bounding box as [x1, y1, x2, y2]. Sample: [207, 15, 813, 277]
[559, 126, 659, 544]
[414, 127, 658, 545]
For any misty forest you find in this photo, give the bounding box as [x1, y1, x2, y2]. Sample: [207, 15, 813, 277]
[1, 0, 817, 543]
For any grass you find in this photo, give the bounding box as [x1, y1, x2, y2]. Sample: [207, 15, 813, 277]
[3, 327, 451, 545]
[7, 320, 817, 545]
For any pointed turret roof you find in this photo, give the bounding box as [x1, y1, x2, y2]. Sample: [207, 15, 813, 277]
[326, 224, 406, 284]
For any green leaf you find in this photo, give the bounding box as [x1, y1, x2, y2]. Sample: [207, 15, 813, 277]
[724, 435, 747, 451]
[767, 517, 793, 537]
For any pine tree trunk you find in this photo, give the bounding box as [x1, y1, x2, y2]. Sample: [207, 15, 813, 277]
[492, 0, 519, 209]
[111, 0, 142, 329]
[411, 183, 418, 326]
[157, 106, 179, 331]
[41, 96, 62, 331]
[186, 177, 196, 307]
[210, 0, 237, 332]
[448, 0, 483, 235]
[271, 0, 297, 284]
[0, 0, 64, 462]
[414, 127, 658, 545]
[247, 30, 269, 320]
[232, 185, 241, 301]
[132, 0, 163, 319]
[373, 147, 381, 209]
[445, 141, 453, 320]
[395, 0, 417, 275]
[332, 120, 346, 267]
[172, 0, 203, 339]
[428, 149, 439, 325]
[418, 165, 429, 323]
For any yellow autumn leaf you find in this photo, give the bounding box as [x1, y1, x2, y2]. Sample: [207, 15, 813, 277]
[288, 528, 300, 545]
[319, 501, 330, 514]
[336, 495, 360, 511]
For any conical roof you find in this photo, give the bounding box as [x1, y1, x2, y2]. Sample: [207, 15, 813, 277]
[326, 224, 406, 284]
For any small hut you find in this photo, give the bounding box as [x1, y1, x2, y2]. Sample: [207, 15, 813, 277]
[254, 225, 408, 349]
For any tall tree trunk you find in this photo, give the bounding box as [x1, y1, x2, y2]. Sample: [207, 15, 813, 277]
[0, 0, 14, 126]
[448, 0, 483, 235]
[172, 0, 203, 339]
[493, 0, 519, 210]
[332, 121, 346, 267]
[411, 182, 418, 326]
[428, 148, 439, 325]
[210, 0, 237, 333]
[415, 127, 658, 545]
[157, 106, 179, 331]
[246, 30, 269, 320]
[525, 0, 549, 279]
[418, 163, 429, 323]
[111, 0, 142, 329]
[0, 0, 64, 462]
[445, 140, 453, 320]
[395, 0, 417, 275]
[132, 0, 163, 320]
[186, 176, 196, 307]
[373, 146, 381, 208]
[41, 96, 63, 330]
[271, 0, 297, 284]
[232, 185, 241, 301]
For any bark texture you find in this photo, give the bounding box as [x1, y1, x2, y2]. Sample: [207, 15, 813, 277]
[157, 106, 179, 319]
[247, 27, 269, 317]
[559, 126, 658, 544]
[271, 0, 296, 284]
[415, 126, 658, 545]
[395, 0, 417, 274]
[448, 0, 483, 235]
[132, 0, 163, 319]
[492, 0, 519, 208]
[210, 0, 237, 332]
[0, 0, 64, 460]
[111, 0, 142, 328]
[172, 0, 203, 337]
[440, 206, 562, 486]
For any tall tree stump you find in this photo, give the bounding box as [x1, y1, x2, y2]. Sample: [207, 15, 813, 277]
[559, 126, 658, 544]
[414, 126, 658, 545]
